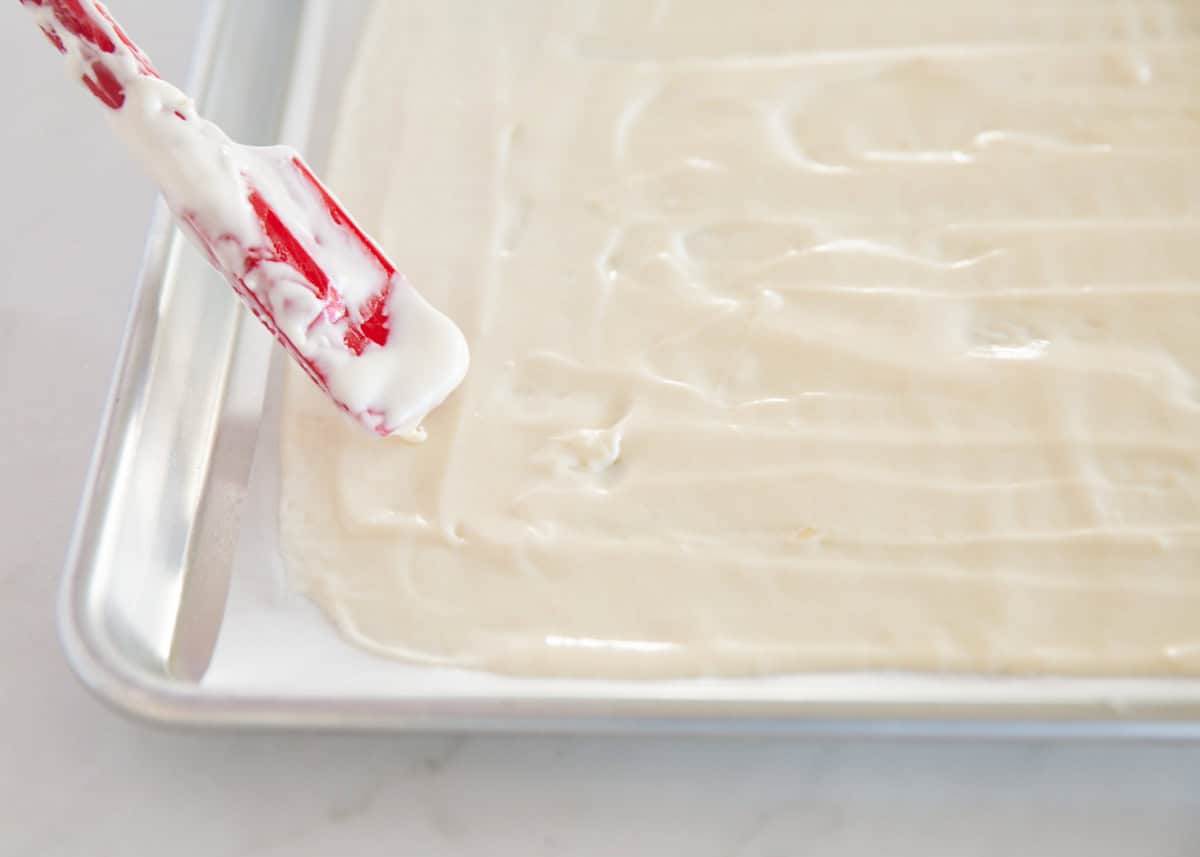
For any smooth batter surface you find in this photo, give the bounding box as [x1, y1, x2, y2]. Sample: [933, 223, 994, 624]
[280, 0, 1200, 677]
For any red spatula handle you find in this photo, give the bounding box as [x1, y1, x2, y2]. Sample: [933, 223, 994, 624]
[22, 0, 158, 108]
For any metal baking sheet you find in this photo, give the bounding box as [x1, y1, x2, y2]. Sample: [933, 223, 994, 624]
[60, 0, 1200, 735]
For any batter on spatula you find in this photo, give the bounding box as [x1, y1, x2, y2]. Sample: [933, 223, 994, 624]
[23, 0, 468, 440]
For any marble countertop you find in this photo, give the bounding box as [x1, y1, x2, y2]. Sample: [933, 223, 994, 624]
[3, 3, 1200, 854]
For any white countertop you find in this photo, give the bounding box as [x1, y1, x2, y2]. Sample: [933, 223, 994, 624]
[3, 3, 1200, 854]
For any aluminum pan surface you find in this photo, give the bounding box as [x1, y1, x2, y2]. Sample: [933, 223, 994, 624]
[59, 0, 1200, 734]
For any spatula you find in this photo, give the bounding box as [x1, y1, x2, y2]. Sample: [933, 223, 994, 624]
[22, 0, 469, 440]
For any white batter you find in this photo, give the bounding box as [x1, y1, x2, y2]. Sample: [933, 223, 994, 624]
[279, 0, 1200, 677]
